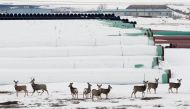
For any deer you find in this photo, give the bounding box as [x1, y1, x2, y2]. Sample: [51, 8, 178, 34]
[131, 81, 148, 98]
[99, 85, 112, 99]
[68, 83, 78, 99]
[83, 82, 92, 98]
[30, 78, 49, 96]
[14, 80, 28, 97]
[147, 78, 159, 94]
[169, 79, 182, 93]
[91, 84, 102, 101]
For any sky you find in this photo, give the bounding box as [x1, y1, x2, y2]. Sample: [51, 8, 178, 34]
[0, 0, 189, 10]
[1, 0, 190, 5]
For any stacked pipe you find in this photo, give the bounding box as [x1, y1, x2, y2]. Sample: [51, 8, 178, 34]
[0, 13, 121, 20]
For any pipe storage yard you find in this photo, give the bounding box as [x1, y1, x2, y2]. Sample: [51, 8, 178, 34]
[0, 2, 190, 108]
[0, 19, 166, 84]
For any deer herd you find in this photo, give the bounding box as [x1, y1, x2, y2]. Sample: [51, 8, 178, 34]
[13, 78, 182, 100]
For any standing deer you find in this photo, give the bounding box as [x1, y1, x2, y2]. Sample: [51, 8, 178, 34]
[83, 82, 92, 98]
[30, 78, 49, 95]
[147, 78, 159, 94]
[131, 81, 148, 98]
[14, 80, 28, 97]
[99, 85, 112, 99]
[68, 83, 78, 99]
[169, 79, 182, 93]
[91, 84, 102, 101]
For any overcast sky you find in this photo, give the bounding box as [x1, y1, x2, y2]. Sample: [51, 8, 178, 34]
[1, 0, 190, 4]
[1, 0, 189, 10]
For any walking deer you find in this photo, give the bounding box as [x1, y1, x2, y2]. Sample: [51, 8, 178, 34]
[83, 82, 92, 98]
[169, 79, 182, 93]
[91, 84, 102, 101]
[99, 85, 112, 99]
[30, 78, 49, 95]
[14, 80, 28, 97]
[68, 83, 78, 99]
[147, 78, 159, 94]
[131, 81, 148, 98]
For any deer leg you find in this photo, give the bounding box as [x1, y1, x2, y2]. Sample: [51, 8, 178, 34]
[73, 94, 75, 99]
[40, 90, 44, 95]
[99, 95, 101, 100]
[38, 91, 41, 95]
[24, 91, 26, 97]
[45, 90, 49, 95]
[171, 88, 173, 93]
[86, 94, 88, 98]
[106, 94, 108, 99]
[31, 90, 35, 96]
[176, 88, 178, 93]
[131, 91, 134, 98]
[168, 88, 171, 93]
[71, 93, 74, 99]
[92, 95, 94, 101]
[142, 92, 144, 97]
[26, 90, 28, 96]
[76, 93, 78, 99]
[134, 92, 137, 98]
[16, 91, 18, 97]
[148, 88, 150, 93]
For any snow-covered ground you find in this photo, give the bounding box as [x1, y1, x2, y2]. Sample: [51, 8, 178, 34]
[168, 5, 190, 13]
[0, 13, 190, 108]
[0, 48, 189, 109]
[121, 16, 190, 31]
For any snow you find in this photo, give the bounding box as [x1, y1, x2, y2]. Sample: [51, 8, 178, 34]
[0, 80, 189, 108]
[0, 20, 148, 47]
[0, 56, 157, 69]
[168, 5, 190, 13]
[0, 7, 190, 108]
[122, 16, 190, 31]
[0, 48, 189, 108]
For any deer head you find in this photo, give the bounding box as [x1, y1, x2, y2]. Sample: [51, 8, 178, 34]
[177, 79, 182, 83]
[68, 82, 73, 87]
[30, 78, 35, 84]
[155, 78, 159, 83]
[13, 80, 19, 85]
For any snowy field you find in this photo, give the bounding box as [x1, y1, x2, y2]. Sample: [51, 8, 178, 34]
[121, 16, 190, 31]
[0, 48, 189, 109]
[0, 21, 190, 109]
[0, 14, 190, 108]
